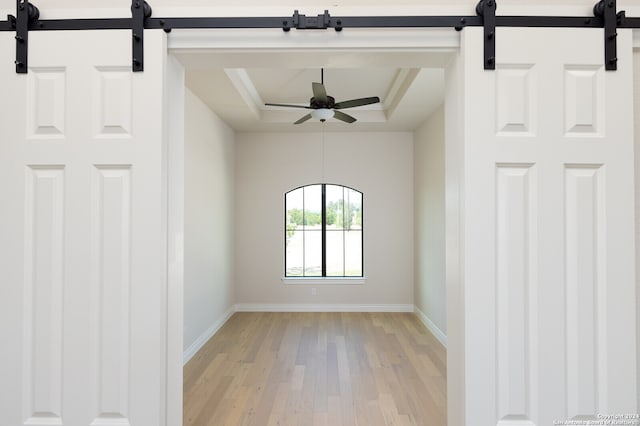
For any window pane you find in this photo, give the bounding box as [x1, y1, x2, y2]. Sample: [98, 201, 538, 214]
[325, 185, 344, 230]
[285, 227, 304, 276]
[285, 187, 304, 277]
[286, 187, 304, 229]
[326, 230, 344, 276]
[304, 230, 322, 276]
[345, 230, 363, 276]
[303, 185, 322, 230]
[344, 188, 362, 231]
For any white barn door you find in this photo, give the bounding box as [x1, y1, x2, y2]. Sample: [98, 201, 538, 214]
[0, 30, 176, 425]
[453, 27, 637, 424]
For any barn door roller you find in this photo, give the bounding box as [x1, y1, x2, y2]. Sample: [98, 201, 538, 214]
[14, 0, 39, 74]
[594, 0, 618, 70]
[476, 0, 496, 70]
[131, 0, 152, 72]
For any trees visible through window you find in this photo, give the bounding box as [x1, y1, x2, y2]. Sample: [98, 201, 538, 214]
[285, 184, 363, 277]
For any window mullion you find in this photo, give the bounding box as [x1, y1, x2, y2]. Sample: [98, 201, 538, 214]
[321, 184, 327, 277]
[343, 186, 346, 276]
[302, 186, 306, 276]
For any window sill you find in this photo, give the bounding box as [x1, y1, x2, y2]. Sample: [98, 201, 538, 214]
[282, 277, 366, 285]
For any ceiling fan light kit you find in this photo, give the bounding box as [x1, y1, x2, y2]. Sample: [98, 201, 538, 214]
[310, 108, 335, 122]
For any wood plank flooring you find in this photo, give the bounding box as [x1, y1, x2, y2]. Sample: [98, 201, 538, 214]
[184, 312, 447, 426]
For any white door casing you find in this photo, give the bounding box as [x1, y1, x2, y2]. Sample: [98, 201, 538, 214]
[450, 27, 637, 425]
[0, 30, 178, 426]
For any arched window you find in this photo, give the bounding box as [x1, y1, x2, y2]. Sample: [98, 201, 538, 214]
[285, 184, 363, 277]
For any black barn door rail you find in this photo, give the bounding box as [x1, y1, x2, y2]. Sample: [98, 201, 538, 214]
[2, 0, 638, 73]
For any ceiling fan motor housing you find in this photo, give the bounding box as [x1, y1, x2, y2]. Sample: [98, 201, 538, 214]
[310, 95, 335, 109]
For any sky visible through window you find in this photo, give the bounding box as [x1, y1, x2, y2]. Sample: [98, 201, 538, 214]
[285, 184, 362, 277]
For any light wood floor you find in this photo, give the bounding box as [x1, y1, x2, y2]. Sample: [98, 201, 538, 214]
[184, 312, 447, 426]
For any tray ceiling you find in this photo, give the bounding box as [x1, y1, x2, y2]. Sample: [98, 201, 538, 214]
[185, 57, 445, 133]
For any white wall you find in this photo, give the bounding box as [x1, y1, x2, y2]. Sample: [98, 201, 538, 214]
[234, 131, 414, 307]
[11, 2, 639, 21]
[413, 106, 446, 342]
[183, 89, 236, 356]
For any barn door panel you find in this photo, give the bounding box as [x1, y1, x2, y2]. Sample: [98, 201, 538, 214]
[459, 27, 636, 425]
[0, 30, 170, 426]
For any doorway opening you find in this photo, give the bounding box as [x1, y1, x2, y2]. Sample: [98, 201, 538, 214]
[168, 27, 459, 424]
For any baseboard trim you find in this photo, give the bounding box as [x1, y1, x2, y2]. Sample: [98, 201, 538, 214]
[183, 305, 235, 365]
[234, 303, 415, 313]
[414, 306, 447, 348]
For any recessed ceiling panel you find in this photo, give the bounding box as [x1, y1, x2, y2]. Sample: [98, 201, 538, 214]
[248, 68, 396, 106]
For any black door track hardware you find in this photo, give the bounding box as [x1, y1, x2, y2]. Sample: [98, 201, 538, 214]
[131, 0, 152, 72]
[2, 0, 638, 74]
[14, 0, 39, 74]
[594, 0, 618, 70]
[476, 0, 496, 70]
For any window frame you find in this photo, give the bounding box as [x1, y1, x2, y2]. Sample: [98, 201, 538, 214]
[284, 183, 364, 279]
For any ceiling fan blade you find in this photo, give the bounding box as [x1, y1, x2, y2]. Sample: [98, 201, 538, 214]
[312, 82, 328, 103]
[294, 114, 313, 125]
[333, 110, 357, 124]
[334, 96, 380, 109]
[265, 103, 310, 109]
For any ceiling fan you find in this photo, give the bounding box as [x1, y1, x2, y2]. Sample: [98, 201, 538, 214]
[265, 69, 380, 124]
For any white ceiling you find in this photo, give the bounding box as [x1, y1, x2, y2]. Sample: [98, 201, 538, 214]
[4, 0, 629, 14]
[6, 1, 638, 20]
